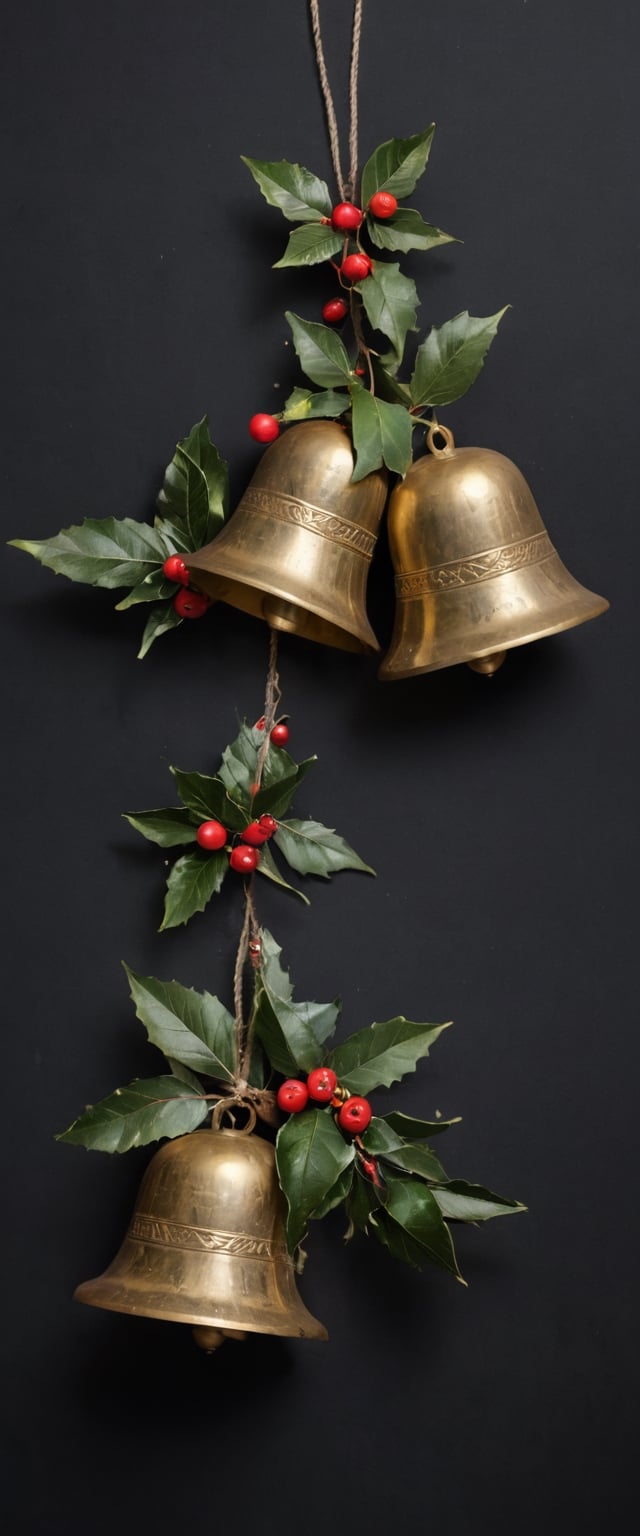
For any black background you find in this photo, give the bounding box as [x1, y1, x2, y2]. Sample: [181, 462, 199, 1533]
[2, 3, 638, 1532]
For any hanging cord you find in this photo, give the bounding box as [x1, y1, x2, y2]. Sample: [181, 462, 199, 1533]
[309, 0, 364, 201]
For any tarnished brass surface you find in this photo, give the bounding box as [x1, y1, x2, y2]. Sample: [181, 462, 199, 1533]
[379, 426, 609, 678]
[74, 1128, 327, 1345]
[186, 421, 387, 653]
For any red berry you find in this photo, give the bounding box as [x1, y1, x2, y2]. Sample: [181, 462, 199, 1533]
[258, 814, 278, 835]
[270, 722, 289, 747]
[307, 1067, 338, 1104]
[331, 202, 364, 231]
[196, 819, 227, 851]
[241, 821, 270, 846]
[162, 554, 189, 585]
[277, 1080, 309, 1114]
[249, 781, 261, 797]
[173, 589, 209, 619]
[341, 253, 373, 282]
[249, 414, 280, 443]
[368, 191, 398, 219]
[354, 366, 366, 376]
[229, 845, 260, 873]
[337, 1096, 372, 1134]
[255, 717, 266, 730]
[322, 297, 348, 324]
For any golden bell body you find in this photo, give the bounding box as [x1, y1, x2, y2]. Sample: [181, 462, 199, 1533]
[74, 1128, 327, 1349]
[379, 428, 608, 678]
[186, 421, 387, 653]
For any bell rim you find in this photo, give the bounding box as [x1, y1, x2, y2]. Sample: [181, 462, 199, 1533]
[187, 562, 381, 654]
[379, 589, 609, 679]
[73, 1278, 328, 1340]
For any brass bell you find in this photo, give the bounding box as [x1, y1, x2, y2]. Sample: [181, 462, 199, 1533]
[186, 420, 387, 653]
[74, 1118, 327, 1352]
[379, 425, 608, 678]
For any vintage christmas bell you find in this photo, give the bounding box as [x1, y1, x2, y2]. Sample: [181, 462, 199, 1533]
[186, 420, 387, 653]
[74, 1118, 327, 1352]
[379, 426, 608, 678]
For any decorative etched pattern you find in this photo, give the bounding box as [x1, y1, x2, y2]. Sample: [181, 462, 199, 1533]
[396, 531, 554, 598]
[242, 486, 376, 559]
[129, 1212, 287, 1260]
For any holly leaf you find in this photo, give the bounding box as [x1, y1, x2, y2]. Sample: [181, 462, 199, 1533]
[56, 1075, 208, 1152]
[241, 156, 333, 222]
[10, 517, 169, 588]
[170, 767, 247, 832]
[155, 417, 229, 550]
[137, 602, 183, 659]
[286, 312, 353, 388]
[382, 1110, 461, 1139]
[346, 1168, 380, 1233]
[356, 261, 419, 366]
[165, 1059, 205, 1093]
[410, 307, 509, 407]
[326, 1017, 450, 1095]
[431, 1181, 526, 1222]
[276, 1108, 356, 1252]
[274, 225, 343, 268]
[312, 1163, 354, 1221]
[160, 848, 228, 930]
[254, 933, 337, 1074]
[123, 807, 198, 848]
[366, 208, 457, 254]
[115, 570, 174, 609]
[349, 386, 413, 482]
[281, 386, 348, 422]
[381, 1142, 449, 1183]
[255, 842, 310, 905]
[274, 818, 375, 880]
[217, 722, 262, 802]
[360, 127, 436, 206]
[123, 965, 237, 1080]
[252, 756, 316, 820]
[371, 1180, 465, 1280]
[371, 358, 412, 404]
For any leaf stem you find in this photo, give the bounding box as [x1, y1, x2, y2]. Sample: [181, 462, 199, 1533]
[350, 291, 375, 394]
[234, 627, 281, 1083]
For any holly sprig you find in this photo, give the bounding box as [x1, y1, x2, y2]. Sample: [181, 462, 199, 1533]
[57, 926, 524, 1282]
[10, 417, 227, 656]
[125, 716, 374, 927]
[243, 128, 508, 480]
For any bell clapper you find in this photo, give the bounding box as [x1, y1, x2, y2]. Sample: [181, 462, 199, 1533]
[467, 651, 507, 677]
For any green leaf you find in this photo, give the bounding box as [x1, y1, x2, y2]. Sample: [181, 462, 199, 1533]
[366, 208, 457, 254]
[252, 756, 316, 820]
[241, 156, 333, 222]
[356, 261, 419, 366]
[170, 767, 246, 831]
[312, 1163, 354, 1221]
[410, 307, 509, 407]
[360, 128, 436, 207]
[115, 571, 174, 609]
[346, 1168, 380, 1233]
[123, 807, 198, 848]
[281, 386, 348, 422]
[274, 225, 343, 268]
[137, 602, 183, 659]
[326, 1017, 450, 1095]
[285, 312, 352, 388]
[253, 931, 338, 1074]
[382, 1142, 449, 1183]
[274, 819, 375, 880]
[123, 965, 237, 1080]
[371, 1180, 465, 1280]
[382, 1110, 461, 1139]
[155, 417, 229, 550]
[217, 723, 261, 802]
[56, 1075, 208, 1152]
[431, 1180, 526, 1222]
[160, 848, 228, 930]
[255, 842, 309, 905]
[349, 386, 413, 482]
[276, 1108, 356, 1251]
[259, 931, 339, 1045]
[370, 358, 412, 404]
[165, 1059, 205, 1093]
[10, 517, 169, 589]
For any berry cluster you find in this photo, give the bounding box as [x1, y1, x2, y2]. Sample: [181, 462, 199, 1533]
[162, 556, 209, 620]
[196, 812, 278, 873]
[277, 1066, 379, 1174]
[249, 193, 399, 437]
